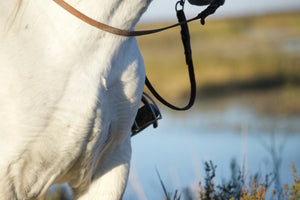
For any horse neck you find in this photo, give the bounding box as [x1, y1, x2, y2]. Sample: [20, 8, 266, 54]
[0, 0, 152, 99]
[71, 0, 152, 30]
[1, 0, 152, 71]
[45, 0, 152, 36]
[3, 0, 152, 41]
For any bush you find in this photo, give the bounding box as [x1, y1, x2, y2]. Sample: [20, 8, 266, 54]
[160, 160, 299, 200]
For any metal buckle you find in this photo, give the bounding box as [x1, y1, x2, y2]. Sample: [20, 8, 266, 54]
[131, 92, 162, 136]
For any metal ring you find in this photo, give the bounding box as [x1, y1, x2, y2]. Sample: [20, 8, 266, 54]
[175, 0, 185, 11]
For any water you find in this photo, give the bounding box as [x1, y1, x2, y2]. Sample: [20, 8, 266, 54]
[124, 105, 300, 200]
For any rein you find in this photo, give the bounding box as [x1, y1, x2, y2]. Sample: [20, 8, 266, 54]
[52, 0, 220, 111]
[145, 5, 196, 111]
[53, 0, 202, 36]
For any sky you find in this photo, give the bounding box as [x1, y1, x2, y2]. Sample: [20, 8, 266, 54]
[140, 0, 300, 23]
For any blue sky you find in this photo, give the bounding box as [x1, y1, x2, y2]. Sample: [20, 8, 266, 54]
[140, 0, 300, 23]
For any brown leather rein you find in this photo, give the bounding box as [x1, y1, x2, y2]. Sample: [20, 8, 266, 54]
[53, 0, 202, 37]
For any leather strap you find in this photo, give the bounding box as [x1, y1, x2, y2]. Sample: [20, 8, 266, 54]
[53, 0, 203, 37]
[145, 9, 196, 111]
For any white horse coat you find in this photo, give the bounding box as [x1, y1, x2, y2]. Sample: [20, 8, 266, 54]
[0, 0, 151, 199]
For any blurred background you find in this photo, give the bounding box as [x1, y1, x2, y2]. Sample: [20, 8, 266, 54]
[124, 0, 300, 199]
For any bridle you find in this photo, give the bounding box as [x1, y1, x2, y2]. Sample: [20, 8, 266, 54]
[52, 0, 222, 133]
[53, 0, 214, 37]
[52, 0, 221, 109]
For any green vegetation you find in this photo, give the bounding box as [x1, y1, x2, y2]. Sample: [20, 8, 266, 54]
[160, 160, 300, 200]
[284, 163, 300, 200]
[137, 11, 300, 115]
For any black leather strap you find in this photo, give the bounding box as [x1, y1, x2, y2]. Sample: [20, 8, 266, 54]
[145, 9, 196, 111]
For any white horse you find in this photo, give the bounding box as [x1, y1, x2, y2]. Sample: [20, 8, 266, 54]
[0, 0, 221, 199]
